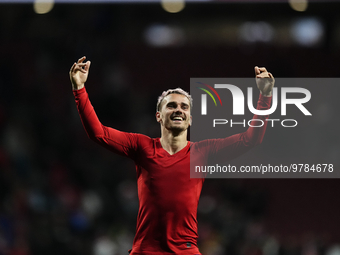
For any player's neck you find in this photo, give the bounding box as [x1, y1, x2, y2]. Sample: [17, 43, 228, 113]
[160, 130, 188, 155]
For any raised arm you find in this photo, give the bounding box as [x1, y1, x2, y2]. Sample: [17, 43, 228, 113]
[196, 67, 274, 163]
[69, 57, 138, 159]
[69, 56, 104, 139]
[241, 66, 275, 145]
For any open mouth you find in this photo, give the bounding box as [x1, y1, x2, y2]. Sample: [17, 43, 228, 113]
[171, 116, 185, 122]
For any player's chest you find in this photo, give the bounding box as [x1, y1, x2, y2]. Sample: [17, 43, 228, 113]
[138, 153, 190, 180]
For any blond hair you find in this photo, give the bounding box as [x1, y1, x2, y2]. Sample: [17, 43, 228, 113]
[156, 88, 193, 112]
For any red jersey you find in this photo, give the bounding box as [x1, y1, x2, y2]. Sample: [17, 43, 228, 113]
[73, 88, 272, 255]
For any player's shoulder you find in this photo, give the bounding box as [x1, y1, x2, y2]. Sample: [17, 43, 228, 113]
[130, 133, 160, 154]
[189, 138, 220, 153]
[189, 139, 215, 147]
[131, 133, 158, 146]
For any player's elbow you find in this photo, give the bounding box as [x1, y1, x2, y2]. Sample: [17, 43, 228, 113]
[84, 130, 105, 145]
[84, 124, 106, 142]
[90, 134, 106, 145]
[242, 137, 263, 149]
[251, 137, 263, 147]
[241, 133, 264, 148]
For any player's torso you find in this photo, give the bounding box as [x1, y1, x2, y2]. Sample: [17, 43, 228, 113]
[132, 138, 205, 253]
[135, 138, 203, 211]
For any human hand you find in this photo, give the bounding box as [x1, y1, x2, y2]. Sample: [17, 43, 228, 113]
[69, 56, 91, 90]
[255, 66, 275, 97]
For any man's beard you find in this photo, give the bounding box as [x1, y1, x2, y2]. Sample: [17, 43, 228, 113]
[168, 123, 188, 135]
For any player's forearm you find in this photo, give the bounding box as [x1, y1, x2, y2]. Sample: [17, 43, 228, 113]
[243, 93, 272, 146]
[73, 87, 105, 140]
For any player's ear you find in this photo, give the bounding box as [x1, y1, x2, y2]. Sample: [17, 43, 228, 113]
[189, 115, 192, 126]
[156, 111, 162, 123]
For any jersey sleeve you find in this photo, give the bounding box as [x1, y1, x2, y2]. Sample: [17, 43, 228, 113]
[195, 93, 272, 163]
[73, 87, 139, 160]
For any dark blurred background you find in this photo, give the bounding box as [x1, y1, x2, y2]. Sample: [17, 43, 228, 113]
[1, 1, 340, 255]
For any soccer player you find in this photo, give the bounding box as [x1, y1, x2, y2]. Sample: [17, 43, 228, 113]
[69, 56, 274, 255]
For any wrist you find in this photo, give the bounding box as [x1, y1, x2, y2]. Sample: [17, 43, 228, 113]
[260, 90, 272, 97]
[72, 83, 85, 91]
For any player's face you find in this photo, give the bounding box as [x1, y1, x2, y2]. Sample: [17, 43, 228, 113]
[157, 94, 192, 132]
